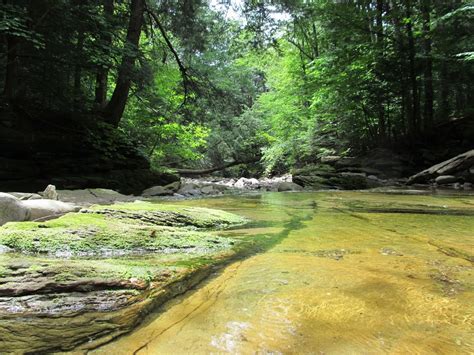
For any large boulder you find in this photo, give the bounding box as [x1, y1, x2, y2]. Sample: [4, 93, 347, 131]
[407, 149, 474, 184]
[177, 183, 201, 196]
[142, 181, 181, 197]
[0, 193, 30, 225]
[21, 200, 80, 221]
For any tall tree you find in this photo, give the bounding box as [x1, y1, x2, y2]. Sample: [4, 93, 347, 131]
[94, 0, 114, 107]
[421, 0, 433, 131]
[404, 0, 420, 137]
[102, 0, 145, 126]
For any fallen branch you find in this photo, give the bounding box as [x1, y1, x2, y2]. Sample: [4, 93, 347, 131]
[171, 158, 261, 176]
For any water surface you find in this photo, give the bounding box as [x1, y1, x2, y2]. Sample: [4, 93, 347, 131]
[93, 191, 474, 354]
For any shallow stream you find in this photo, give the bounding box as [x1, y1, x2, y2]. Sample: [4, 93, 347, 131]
[92, 190, 474, 354]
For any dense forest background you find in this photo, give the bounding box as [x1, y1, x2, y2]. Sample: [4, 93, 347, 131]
[1, 0, 473, 181]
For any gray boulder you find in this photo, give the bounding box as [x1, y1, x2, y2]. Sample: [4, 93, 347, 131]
[234, 177, 248, 189]
[164, 180, 181, 191]
[142, 186, 169, 197]
[0, 193, 30, 225]
[57, 188, 134, 205]
[142, 181, 181, 197]
[21, 200, 80, 221]
[277, 182, 304, 192]
[200, 185, 216, 195]
[435, 175, 458, 185]
[40, 184, 58, 200]
[408, 149, 474, 184]
[177, 183, 200, 196]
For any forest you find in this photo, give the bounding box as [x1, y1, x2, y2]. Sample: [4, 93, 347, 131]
[1, 0, 473, 188]
[1, 1, 474, 353]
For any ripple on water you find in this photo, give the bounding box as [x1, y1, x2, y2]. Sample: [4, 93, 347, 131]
[91, 191, 474, 354]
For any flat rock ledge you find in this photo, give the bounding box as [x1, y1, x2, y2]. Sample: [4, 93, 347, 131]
[0, 202, 246, 353]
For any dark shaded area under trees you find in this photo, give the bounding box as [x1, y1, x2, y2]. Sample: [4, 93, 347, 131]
[0, 0, 473, 192]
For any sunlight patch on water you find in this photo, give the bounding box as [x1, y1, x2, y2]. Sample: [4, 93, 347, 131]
[92, 191, 474, 354]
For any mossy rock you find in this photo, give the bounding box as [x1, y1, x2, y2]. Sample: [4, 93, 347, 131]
[0, 202, 246, 256]
[327, 174, 368, 190]
[0, 202, 248, 353]
[293, 163, 336, 176]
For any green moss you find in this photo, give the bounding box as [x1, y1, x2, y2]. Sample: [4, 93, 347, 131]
[0, 203, 245, 256]
[94, 202, 246, 227]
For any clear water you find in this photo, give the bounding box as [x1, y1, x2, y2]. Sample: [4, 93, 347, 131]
[92, 191, 474, 354]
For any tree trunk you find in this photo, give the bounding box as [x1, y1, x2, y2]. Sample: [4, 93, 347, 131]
[3, 34, 19, 99]
[438, 61, 449, 120]
[405, 0, 420, 137]
[172, 158, 261, 177]
[73, 31, 84, 110]
[94, 0, 114, 107]
[375, 0, 386, 142]
[102, 0, 145, 127]
[421, 0, 433, 132]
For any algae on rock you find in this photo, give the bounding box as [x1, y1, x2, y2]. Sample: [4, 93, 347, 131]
[0, 202, 247, 353]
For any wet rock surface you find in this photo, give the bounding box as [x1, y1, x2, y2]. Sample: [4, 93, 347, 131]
[0, 201, 247, 353]
[140, 175, 303, 198]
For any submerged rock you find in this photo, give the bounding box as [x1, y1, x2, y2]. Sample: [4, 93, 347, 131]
[276, 182, 304, 192]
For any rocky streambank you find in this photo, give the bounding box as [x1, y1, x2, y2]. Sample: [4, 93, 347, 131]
[0, 201, 248, 353]
[407, 149, 474, 189]
[291, 148, 474, 191]
[291, 148, 410, 190]
[141, 175, 303, 198]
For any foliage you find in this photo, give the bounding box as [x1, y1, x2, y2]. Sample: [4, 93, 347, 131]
[1, 0, 473, 176]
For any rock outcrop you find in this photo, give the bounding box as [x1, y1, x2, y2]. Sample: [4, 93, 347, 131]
[407, 149, 474, 186]
[292, 148, 412, 190]
[0, 202, 246, 353]
[0, 109, 178, 194]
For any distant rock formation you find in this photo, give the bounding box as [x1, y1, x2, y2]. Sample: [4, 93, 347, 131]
[407, 149, 474, 186]
[0, 107, 177, 194]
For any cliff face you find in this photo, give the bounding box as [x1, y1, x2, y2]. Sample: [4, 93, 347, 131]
[0, 107, 177, 194]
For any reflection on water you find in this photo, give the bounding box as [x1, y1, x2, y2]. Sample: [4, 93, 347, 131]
[92, 191, 474, 354]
